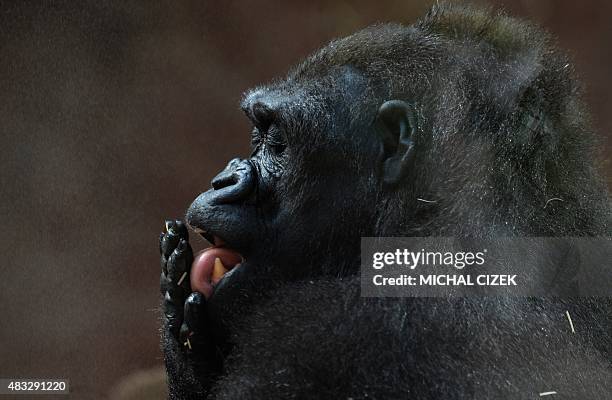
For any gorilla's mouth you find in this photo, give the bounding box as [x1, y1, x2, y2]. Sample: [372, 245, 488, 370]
[189, 233, 244, 299]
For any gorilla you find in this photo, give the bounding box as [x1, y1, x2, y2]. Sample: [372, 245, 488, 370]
[158, 4, 611, 399]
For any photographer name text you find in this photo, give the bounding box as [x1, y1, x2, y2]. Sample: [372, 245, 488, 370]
[371, 249, 517, 287]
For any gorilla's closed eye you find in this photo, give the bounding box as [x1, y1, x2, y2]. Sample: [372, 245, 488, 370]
[266, 125, 287, 155]
[250, 125, 287, 156]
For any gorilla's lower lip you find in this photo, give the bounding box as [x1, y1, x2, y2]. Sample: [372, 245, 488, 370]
[190, 241, 244, 298]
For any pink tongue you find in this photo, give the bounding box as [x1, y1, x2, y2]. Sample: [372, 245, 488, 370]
[190, 247, 242, 298]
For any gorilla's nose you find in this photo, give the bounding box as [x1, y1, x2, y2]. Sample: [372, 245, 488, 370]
[208, 158, 256, 204]
[186, 157, 258, 252]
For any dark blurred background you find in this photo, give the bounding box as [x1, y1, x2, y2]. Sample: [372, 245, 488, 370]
[0, 1, 610, 398]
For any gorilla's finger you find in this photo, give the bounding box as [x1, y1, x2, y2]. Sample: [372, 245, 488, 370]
[173, 219, 188, 237]
[184, 292, 208, 333]
[167, 239, 193, 292]
[160, 271, 185, 298]
[158, 232, 165, 255]
[160, 271, 170, 295]
[160, 233, 180, 259]
[164, 291, 183, 339]
[160, 219, 189, 258]
[179, 292, 212, 352]
[159, 231, 169, 275]
[160, 253, 168, 276]
[179, 322, 192, 350]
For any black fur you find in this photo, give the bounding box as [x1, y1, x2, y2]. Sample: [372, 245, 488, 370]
[159, 4, 611, 399]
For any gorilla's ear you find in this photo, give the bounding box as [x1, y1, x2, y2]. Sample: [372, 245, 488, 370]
[375, 100, 417, 186]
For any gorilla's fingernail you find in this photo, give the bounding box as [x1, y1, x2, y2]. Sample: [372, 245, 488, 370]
[177, 238, 187, 251]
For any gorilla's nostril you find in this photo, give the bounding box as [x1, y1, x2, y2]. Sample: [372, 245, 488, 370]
[205, 159, 256, 204]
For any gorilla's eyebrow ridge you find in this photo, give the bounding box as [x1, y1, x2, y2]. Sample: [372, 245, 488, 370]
[241, 89, 296, 130]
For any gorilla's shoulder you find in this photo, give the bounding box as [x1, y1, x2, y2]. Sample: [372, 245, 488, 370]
[213, 279, 612, 399]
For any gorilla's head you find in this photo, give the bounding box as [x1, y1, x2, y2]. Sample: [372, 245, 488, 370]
[184, 5, 609, 301]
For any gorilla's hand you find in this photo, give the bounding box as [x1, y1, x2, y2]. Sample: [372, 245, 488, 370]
[160, 220, 191, 338]
[160, 220, 222, 397]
